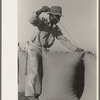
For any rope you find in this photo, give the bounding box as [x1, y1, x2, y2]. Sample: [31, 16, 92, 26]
[58, 22, 79, 47]
[54, 15, 79, 48]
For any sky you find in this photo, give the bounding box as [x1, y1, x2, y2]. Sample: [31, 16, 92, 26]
[18, 0, 97, 53]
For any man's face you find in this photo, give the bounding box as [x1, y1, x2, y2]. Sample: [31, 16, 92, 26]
[49, 14, 61, 24]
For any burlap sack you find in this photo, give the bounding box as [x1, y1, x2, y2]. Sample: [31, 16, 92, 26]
[39, 51, 84, 100]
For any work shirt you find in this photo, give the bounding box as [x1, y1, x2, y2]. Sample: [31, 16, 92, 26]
[29, 12, 77, 51]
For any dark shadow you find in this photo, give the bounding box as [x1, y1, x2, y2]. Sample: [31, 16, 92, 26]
[38, 55, 43, 86]
[73, 59, 85, 99]
[35, 55, 43, 98]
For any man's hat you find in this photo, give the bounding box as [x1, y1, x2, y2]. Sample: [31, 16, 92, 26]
[48, 6, 63, 17]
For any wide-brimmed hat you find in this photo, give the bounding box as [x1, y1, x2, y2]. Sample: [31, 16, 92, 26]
[48, 6, 63, 17]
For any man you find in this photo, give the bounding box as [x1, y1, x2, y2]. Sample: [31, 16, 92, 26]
[25, 6, 84, 100]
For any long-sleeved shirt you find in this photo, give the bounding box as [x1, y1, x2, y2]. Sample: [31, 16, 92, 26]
[29, 12, 77, 51]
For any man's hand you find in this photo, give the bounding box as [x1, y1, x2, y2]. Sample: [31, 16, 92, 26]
[41, 6, 50, 12]
[75, 48, 94, 55]
[75, 48, 84, 52]
[85, 51, 94, 55]
[36, 6, 50, 16]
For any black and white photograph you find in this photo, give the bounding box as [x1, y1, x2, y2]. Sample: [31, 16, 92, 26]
[18, 0, 98, 100]
[2, 0, 98, 100]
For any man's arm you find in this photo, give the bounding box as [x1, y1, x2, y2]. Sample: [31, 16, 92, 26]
[29, 6, 50, 26]
[56, 29, 83, 52]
